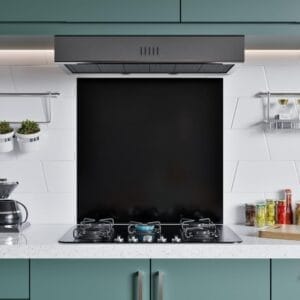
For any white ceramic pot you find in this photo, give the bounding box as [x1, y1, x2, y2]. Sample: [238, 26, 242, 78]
[15, 131, 41, 153]
[0, 131, 14, 153]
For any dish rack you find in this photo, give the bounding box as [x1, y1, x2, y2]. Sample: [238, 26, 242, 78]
[256, 92, 300, 131]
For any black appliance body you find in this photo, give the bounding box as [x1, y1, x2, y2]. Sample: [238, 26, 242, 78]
[59, 78, 241, 244]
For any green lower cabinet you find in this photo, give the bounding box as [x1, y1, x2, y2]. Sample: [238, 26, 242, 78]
[151, 259, 270, 300]
[0, 259, 29, 299]
[272, 260, 300, 300]
[30, 259, 150, 300]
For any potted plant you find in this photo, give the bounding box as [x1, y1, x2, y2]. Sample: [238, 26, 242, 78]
[15, 120, 41, 152]
[0, 121, 14, 153]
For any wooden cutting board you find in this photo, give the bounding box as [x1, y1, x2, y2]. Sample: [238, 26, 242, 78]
[259, 225, 300, 241]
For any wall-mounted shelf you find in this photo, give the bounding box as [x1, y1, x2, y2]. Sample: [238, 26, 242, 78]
[0, 92, 60, 124]
[256, 92, 300, 131]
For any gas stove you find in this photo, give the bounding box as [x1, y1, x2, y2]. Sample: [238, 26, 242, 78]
[59, 218, 242, 244]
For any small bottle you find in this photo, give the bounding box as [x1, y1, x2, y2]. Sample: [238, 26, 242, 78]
[266, 199, 276, 226]
[295, 202, 300, 225]
[255, 203, 266, 227]
[277, 200, 286, 224]
[285, 189, 293, 224]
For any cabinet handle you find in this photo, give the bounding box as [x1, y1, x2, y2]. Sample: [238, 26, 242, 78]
[155, 271, 164, 300]
[136, 271, 143, 300]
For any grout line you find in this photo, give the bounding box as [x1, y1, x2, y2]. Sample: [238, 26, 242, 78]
[263, 130, 272, 161]
[262, 66, 270, 91]
[230, 97, 239, 129]
[230, 161, 240, 192]
[40, 161, 50, 193]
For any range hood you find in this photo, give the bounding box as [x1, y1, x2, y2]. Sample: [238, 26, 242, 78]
[55, 35, 244, 74]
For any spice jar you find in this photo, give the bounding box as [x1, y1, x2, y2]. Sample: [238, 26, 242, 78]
[255, 203, 266, 227]
[266, 199, 276, 226]
[295, 202, 300, 225]
[245, 204, 256, 226]
[277, 200, 286, 224]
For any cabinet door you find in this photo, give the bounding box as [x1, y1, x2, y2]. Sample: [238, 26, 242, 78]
[31, 259, 150, 300]
[0, 259, 29, 299]
[272, 259, 300, 300]
[181, 0, 300, 22]
[0, 0, 179, 22]
[151, 259, 269, 300]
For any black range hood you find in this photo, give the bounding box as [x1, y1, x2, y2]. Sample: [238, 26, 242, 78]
[55, 35, 244, 74]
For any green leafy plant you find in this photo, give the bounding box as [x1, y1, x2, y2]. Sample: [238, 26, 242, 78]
[0, 121, 13, 134]
[17, 120, 40, 135]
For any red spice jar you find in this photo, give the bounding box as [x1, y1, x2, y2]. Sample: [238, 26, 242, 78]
[277, 200, 286, 224]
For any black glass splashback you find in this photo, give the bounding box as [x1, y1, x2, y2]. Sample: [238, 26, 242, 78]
[77, 78, 223, 223]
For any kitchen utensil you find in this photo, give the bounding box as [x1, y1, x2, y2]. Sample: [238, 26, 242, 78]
[259, 225, 300, 241]
[0, 200, 28, 225]
[0, 178, 19, 199]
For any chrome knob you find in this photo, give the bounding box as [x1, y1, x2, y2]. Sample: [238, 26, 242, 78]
[128, 236, 139, 243]
[171, 235, 181, 243]
[157, 236, 167, 243]
[114, 235, 124, 243]
[143, 235, 153, 243]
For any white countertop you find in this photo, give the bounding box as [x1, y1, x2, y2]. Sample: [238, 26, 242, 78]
[1, 224, 300, 259]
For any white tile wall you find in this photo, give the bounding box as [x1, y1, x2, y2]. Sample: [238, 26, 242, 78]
[0, 52, 299, 224]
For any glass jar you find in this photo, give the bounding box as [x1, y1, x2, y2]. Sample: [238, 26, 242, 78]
[245, 204, 256, 226]
[266, 199, 276, 226]
[295, 202, 300, 225]
[277, 200, 286, 224]
[255, 203, 266, 227]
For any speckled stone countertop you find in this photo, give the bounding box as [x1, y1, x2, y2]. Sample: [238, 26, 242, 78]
[0, 224, 300, 259]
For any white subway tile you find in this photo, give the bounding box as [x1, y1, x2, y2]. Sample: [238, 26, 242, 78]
[13, 193, 75, 224]
[0, 67, 14, 92]
[16, 129, 75, 161]
[224, 129, 269, 161]
[43, 161, 76, 193]
[231, 97, 265, 129]
[223, 193, 264, 225]
[224, 66, 268, 98]
[295, 162, 300, 184]
[0, 161, 47, 193]
[11, 65, 76, 97]
[233, 161, 299, 193]
[266, 132, 300, 160]
[224, 161, 238, 192]
[223, 95, 238, 129]
[265, 66, 300, 92]
[0, 151, 16, 161]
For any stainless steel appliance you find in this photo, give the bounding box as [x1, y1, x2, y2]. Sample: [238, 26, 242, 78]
[59, 218, 242, 244]
[0, 179, 29, 232]
[55, 35, 244, 74]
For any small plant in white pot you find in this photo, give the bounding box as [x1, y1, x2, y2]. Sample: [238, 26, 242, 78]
[0, 121, 14, 153]
[16, 120, 41, 152]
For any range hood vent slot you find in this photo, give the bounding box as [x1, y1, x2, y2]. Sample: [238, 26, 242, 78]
[55, 36, 244, 74]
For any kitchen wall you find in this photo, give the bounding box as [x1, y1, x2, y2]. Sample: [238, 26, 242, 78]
[0, 50, 299, 224]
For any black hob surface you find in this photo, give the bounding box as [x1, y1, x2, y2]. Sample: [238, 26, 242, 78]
[59, 219, 242, 244]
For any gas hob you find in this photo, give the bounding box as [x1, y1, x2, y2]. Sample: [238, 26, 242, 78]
[59, 218, 242, 244]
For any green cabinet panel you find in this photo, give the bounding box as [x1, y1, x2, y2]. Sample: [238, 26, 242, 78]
[272, 260, 300, 300]
[182, 0, 300, 22]
[31, 259, 150, 300]
[151, 259, 270, 300]
[0, 0, 179, 22]
[0, 259, 29, 299]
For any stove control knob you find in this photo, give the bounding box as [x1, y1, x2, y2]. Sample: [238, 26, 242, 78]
[128, 236, 139, 243]
[114, 235, 124, 243]
[157, 235, 167, 243]
[171, 235, 181, 243]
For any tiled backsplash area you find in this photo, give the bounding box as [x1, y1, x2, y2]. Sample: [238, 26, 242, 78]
[0, 51, 299, 224]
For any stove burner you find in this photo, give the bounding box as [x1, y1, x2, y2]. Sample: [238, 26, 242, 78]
[180, 218, 219, 242]
[73, 218, 115, 242]
[128, 221, 162, 243]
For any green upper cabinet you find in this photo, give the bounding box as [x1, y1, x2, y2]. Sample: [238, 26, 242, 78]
[272, 260, 300, 300]
[0, 0, 179, 22]
[0, 259, 29, 299]
[151, 259, 270, 300]
[181, 0, 300, 22]
[31, 259, 150, 300]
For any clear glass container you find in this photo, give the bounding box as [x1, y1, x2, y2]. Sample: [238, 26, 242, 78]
[255, 203, 266, 227]
[266, 199, 276, 226]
